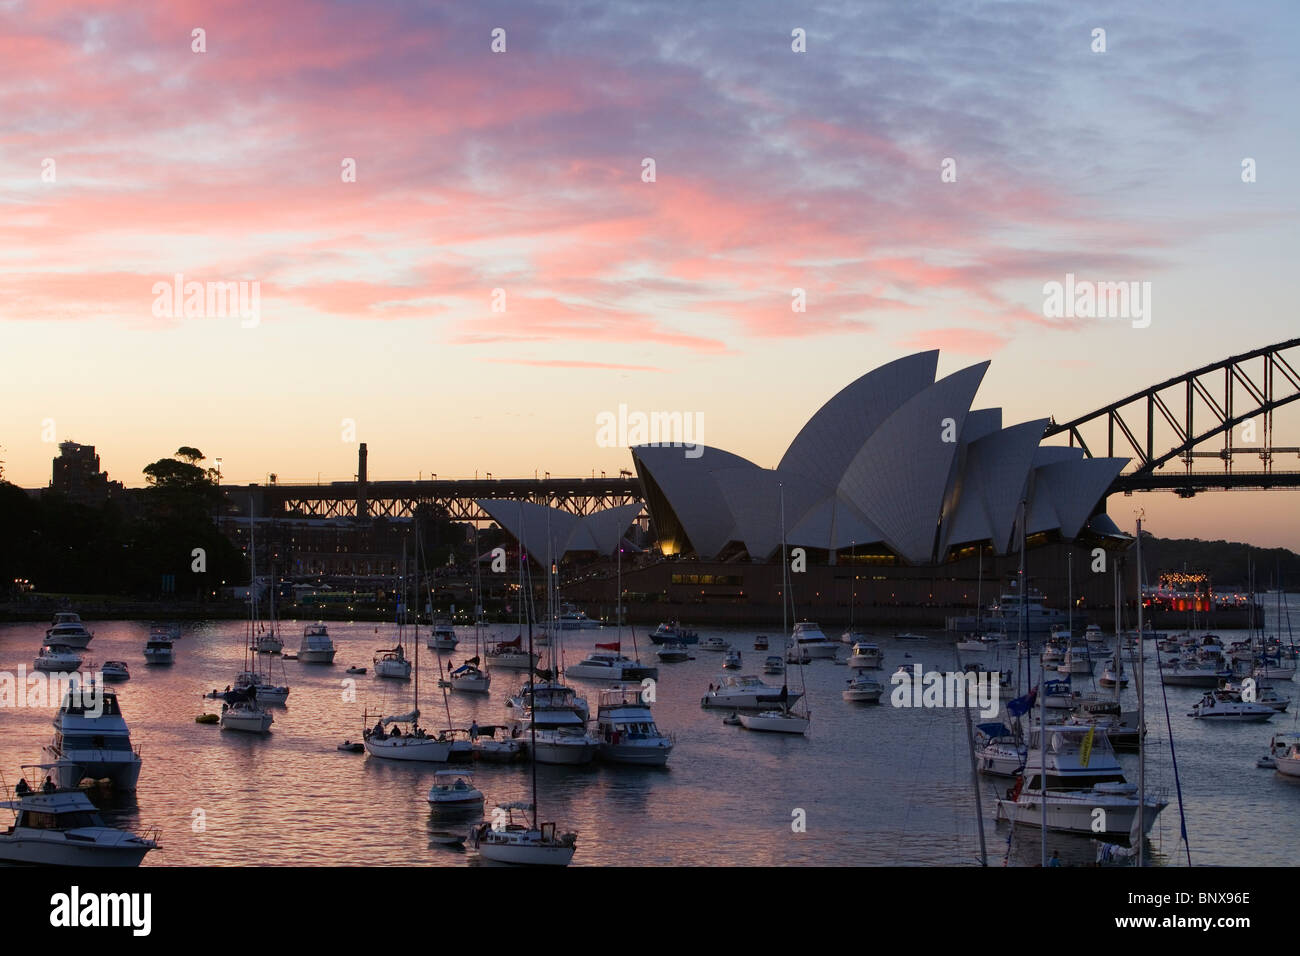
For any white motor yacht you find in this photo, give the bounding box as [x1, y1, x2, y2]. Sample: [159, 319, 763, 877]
[507, 682, 597, 765]
[1225, 677, 1290, 712]
[34, 643, 83, 673]
[427, 623, 459, 652]
[1083, 623, 1107, 645]
[762, 655, 785, 675]
[46, 612, 94, 649]
[565, 650, 658, 681]
[995, 725, 1166, 837]
[470, 803, 576, 866]
[842, 675, 883, 703]
[42, 683, 143, 792]
[847, 642, 883, 670]
[373, 645, 413, 680]
[100, 660, 130, 682]
[142, 633, 174, 666]
[656, 641, 690, 663]
[595, 685, 673, 766]
[427, 770, 485, 810]
[701, 674, 802, 710]
[722, 648, 742, 670]
[698, 636, 729, 652]
[791, 622, 838, 659]
[298, 624, 336, 663]
[650, 622, 697, 644]
[0, 775, 158, 866]
[1189, 690, 1275, 722]
[1161, 658, 1229, 687]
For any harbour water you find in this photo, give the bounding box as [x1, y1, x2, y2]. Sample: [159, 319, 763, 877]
[2, 595, 1298, 866]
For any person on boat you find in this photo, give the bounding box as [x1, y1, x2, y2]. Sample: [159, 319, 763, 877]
[42, 776, 55, 793]
[15, 778, 30, 795]
[372, 720, 384, 738]
[469, 720, 479, 741]
[1048, 851, 1062, 867]
[391, 725, 402, 737]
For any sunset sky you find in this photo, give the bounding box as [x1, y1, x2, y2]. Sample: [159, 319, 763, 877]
[2, 0, 1297, 549]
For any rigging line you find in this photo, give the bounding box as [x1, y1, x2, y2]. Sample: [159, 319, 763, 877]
[1153, 634, 1193, 866]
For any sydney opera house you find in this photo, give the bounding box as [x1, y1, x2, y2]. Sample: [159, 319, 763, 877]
[495, 351, 1140, 625]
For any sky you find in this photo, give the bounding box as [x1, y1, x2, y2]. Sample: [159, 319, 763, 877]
[1, 0, 1297, 549]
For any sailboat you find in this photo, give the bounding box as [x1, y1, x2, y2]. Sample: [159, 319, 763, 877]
[449, 526, 491, 694]
[254, 532, 283, 654]
[221, 511, 274, 733]
[363, 529, 451, 761]
[470, 520, 578, 865]
[740, 484, 811, 735]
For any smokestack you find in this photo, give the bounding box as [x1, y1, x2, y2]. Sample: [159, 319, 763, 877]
[357, 442, 369, 519]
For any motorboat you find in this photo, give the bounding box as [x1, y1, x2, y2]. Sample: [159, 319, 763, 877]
[363, 713, 452, 761]
[142, 631, 174, 666]
[487, 637, 538, 670]
[842, 675, 883, 703]
[1161, 658, 1230, 687]
[973, 722, 1026, 777]
[373, 645, 413, 680]
[841, 629, 866, 646]
[1189, 690, 1275, 722]
[701, 674, 802, 710]
[34, 643, 83, 673]
[557, 607, 600, 630]
[1083, 623, 1107, 645]
[656, 641, 690, 663]
[469, 803, 576, 866]
[1254, 655, 1298, 681]
[1040, 640, 1065, 665]
[847, 642, 883, 670]
[1224, 677, 1290, 712]
[595, 685, 673, 766]
[42, 682, 143, 792]
[995, 725, 1167, 837]
[785, 646, 811, 665]
[507, 682, 597, 765]
[650, 622, 698, 644]
[427, 623, 459, 652]
[100, 660, 130, 682]
[448, 659, 492, 694]
[762, 655, 785, 675]
[0, 774, 159, 866]
[967, 585, 1068, 635]
[791, 622, 838, 658]
[346, 666, 367, 675]
[722, 649, 742, 670]
[298, 624, 337, 663]
[565, 650, 658, 681]
[337, 740, 364, 753]
[753, 635, 769, 651]
[699, 636, 729, 652]
[738, 708, 809, 734]
[45, 612, 94, 649]
[427, 770, 485, 810]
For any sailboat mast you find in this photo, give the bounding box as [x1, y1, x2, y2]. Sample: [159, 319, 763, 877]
[1136, 518, 1146, 866]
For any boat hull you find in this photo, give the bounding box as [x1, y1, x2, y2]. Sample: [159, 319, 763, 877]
[528, 738, 597, 765]
[45, 753, 143, 792]
[598, 741, 672, 766]
[0, 835, 152, 867]
[996, 793, 1165, 836]
[364, 735, 452, 762]
[739, 713, 809, 734]
[221, 711, 273, 733]
[476, 838, 575, 866]
[297, 649, 336, 664]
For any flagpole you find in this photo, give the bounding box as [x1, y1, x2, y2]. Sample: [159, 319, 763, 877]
[1136, 516, 1146, 866]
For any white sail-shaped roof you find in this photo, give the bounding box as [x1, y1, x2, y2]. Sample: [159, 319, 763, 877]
[477, 500, 639, 561]
[778, 351, 939, 490]
[632, 445, 756, 558]
[836, 362, 990, 564]
[1032, 458, 1128, 539]
[943, 418, 1048, 555]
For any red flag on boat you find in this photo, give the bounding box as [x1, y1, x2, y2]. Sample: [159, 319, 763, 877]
[595, 641, 620, 651]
